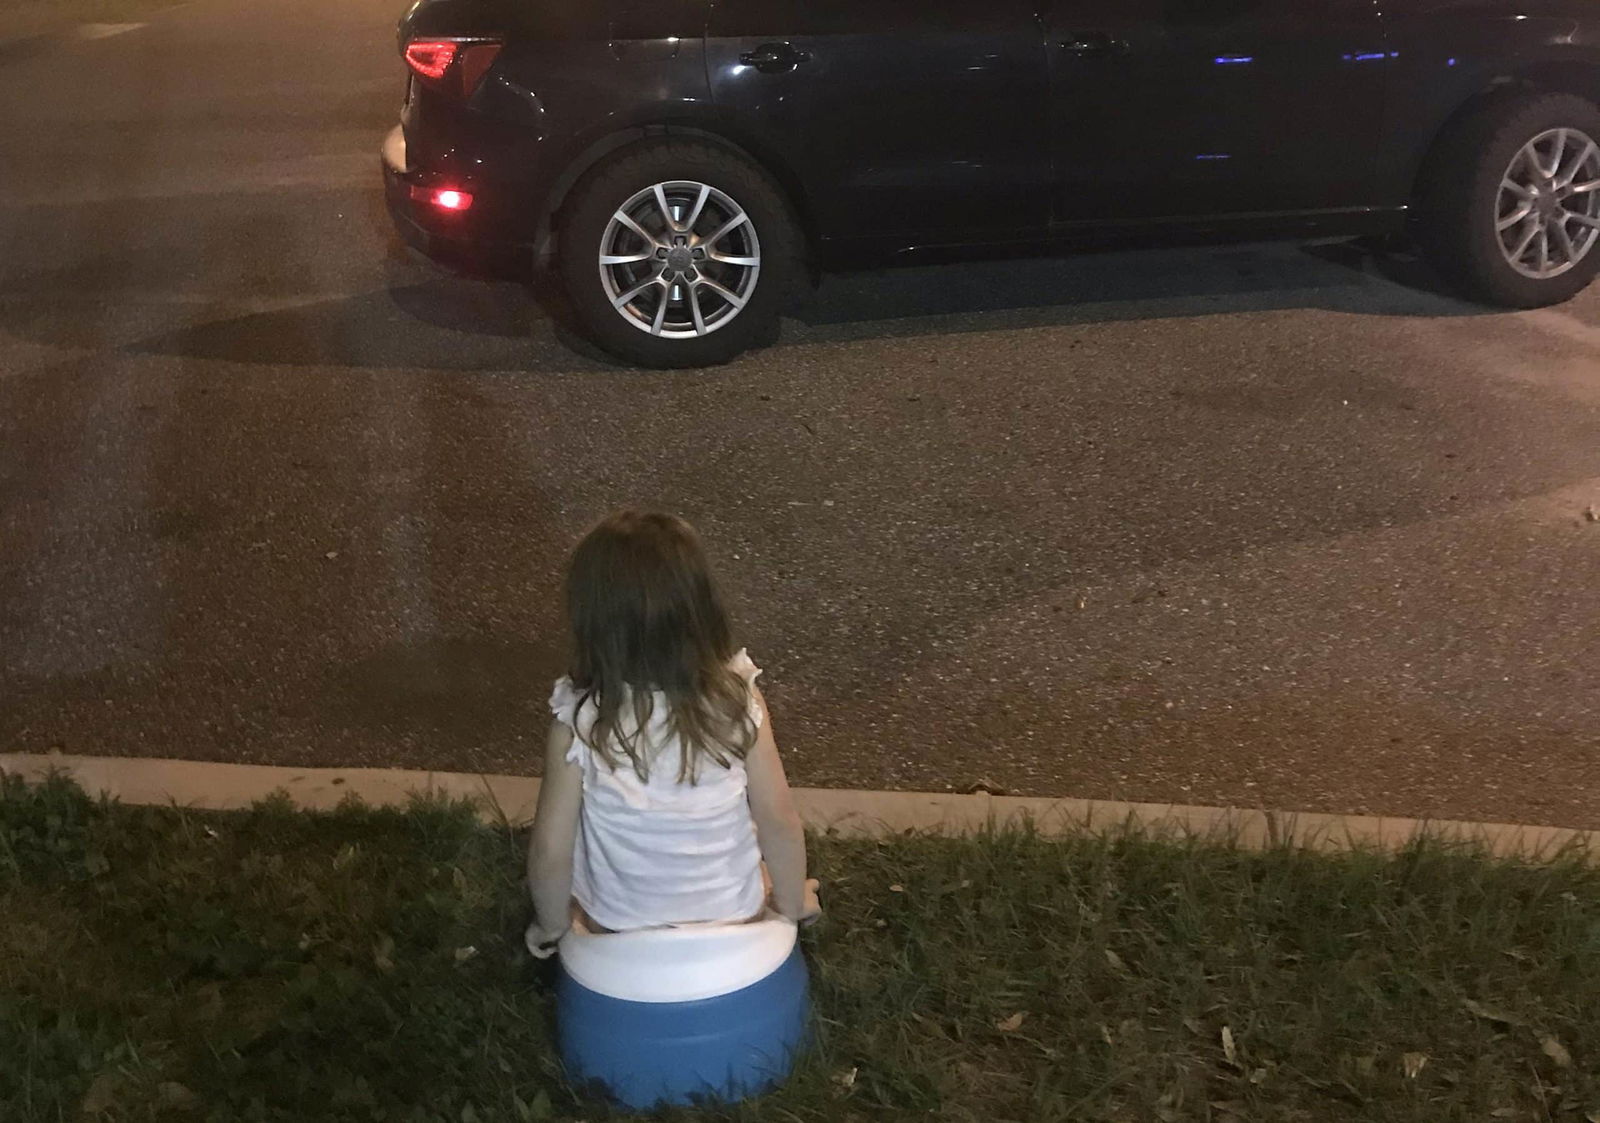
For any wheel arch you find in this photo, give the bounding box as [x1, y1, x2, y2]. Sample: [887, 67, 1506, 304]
[533, 117, 818, 263]
[1408, 58, 1600, 207]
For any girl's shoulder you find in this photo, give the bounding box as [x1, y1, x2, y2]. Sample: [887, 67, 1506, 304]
[729, 647, 761, 686]
[729, 648, 765, 727]
[548, 677, 597, 768]
[548, 675, 585, 727]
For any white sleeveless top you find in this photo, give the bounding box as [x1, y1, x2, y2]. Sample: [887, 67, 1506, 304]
[549, 650, 767, 933]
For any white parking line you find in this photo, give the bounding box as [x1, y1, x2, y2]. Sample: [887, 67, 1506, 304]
[78, 22, 146, 39]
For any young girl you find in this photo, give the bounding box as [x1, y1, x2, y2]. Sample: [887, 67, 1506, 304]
[524, 510, 820, 955]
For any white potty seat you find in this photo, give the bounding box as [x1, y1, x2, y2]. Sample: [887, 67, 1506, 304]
[558, 911, 799, 1004]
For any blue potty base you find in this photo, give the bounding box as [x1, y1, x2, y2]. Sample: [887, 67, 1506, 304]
[557, 944, 810, 1110]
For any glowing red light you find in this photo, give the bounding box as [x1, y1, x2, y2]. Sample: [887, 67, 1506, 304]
[411, 185, 474, 212]
[404, 40, 457, 81]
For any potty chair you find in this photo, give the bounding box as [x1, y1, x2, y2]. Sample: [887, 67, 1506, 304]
[555, 913, 810, 1110]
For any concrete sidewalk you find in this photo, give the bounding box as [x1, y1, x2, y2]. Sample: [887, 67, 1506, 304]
[4, 751, 1594, 862]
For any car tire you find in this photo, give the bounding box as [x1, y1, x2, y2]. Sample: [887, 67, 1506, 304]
[1417, 91, 1600, 308]
[557, 140, 802, 368]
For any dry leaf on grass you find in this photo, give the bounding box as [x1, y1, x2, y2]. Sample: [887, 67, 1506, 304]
[1462, 998, 1525, 1027]
[157, 1083, 197, 1108]
[996, 1012, 1026, 1033]
[1104, 948, 1128, 974]
[888, 884, 904, 893]
[1541, 1035, 1573, 1068]
[1401, 1052, 1429, 1079]
[833, 1067, 858, 1090]
[1221, 1025, 1238, 1066]
[81, 1073, 120, 1116]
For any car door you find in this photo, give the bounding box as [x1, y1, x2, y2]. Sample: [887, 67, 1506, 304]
[705, 0, 1051, 247]
[1042, 0, 1390, 225]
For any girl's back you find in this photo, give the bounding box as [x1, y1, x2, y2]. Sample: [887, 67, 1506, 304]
[525, 510, 816, 954]
[551, 650, 767, 931]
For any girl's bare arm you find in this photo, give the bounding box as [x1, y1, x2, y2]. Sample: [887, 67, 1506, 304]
[744, 687, 819, 923]
[526, 720, 583, 950]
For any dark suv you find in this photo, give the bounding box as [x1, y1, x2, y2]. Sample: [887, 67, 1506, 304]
[383, 0, 1600, 367]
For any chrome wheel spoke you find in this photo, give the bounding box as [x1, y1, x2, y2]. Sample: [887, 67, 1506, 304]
[611, 275, 661, 310]
[1566, 211, 1600, 230]
[1542, 130, 1566, 178]
[1509, 221, 1541, 262]
[1569, 178, 1600, 195]
[600, 252, 653, 265]
[1559, 140, 1598, 188]
[697, 276, 747, 310]
[649, 289, 671, 335]
[688, 284, 707, 334]
[1501, 177, 1533, 200]
[1517, 141, 1544, 179]
[681, 184, 711, 233]
[1537, 227, 1551, 272]
[708, 252, 761, 267]
[1551, 216, 1579, 261]
[652, 184, 680, 232]
[703, 210, 750, 248]
[1497, 202, 1534, 231]
[613, 210, 659, 247]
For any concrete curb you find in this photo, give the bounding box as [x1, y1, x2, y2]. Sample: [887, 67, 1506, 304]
[3, 752, 1595, 862]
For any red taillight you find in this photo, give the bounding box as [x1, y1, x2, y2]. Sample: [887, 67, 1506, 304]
[410, 185, 474, 212]
[403, 39, 501, 95]
[404, 40, 457, 81]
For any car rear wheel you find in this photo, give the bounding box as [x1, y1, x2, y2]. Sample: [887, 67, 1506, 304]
[558, 140, 801, 368]
[1418, 92, 1600, 307]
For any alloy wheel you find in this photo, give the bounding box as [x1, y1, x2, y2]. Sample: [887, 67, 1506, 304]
[1496, 127, 1600, 279]
[597, 181, 762, 338]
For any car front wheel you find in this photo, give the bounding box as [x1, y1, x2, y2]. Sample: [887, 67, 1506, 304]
[558, 140, 801, 368]
[1418, 92, 1600, 307]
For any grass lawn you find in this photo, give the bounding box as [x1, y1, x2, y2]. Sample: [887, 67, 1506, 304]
[3, 774, 1599, 1123]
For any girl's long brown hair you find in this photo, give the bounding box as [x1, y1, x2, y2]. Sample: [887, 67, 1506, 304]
[564, 510, 757, 783]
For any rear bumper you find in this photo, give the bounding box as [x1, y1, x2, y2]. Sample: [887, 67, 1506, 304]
[381, 124, 532, 277]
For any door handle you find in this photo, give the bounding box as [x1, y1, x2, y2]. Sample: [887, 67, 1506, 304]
[739, 41, 811, 72]
[1060, 32, 1128, 58]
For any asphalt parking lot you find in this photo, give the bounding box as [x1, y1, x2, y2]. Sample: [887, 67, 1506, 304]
[3, 0, 1598, 828]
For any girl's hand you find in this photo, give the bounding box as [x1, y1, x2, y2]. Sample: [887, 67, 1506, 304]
[524, 919, 567, 960]
[797, 878, 822, 927]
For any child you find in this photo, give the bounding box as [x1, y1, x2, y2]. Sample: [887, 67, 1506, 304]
[524, 510, 820, 956]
